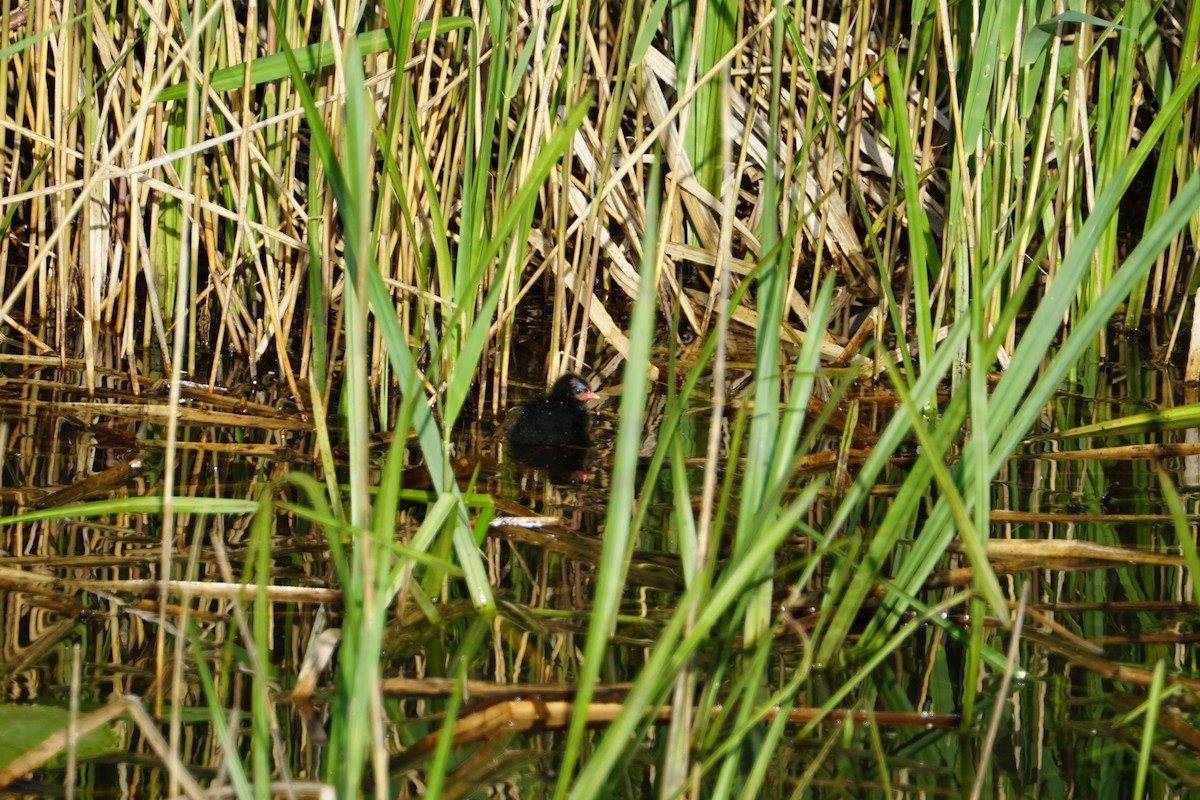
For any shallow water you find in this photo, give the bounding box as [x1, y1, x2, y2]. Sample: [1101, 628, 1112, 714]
[1, 324, 1199, 797]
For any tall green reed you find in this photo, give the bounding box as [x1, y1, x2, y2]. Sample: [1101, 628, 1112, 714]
[151, 2, 586, 792]
[673, 0, 737, 197]
[819, 16, 1200, 669]
[2, 0, 1197, 795]
[558, 21, 843, 790]
[734, 8, 789, 649]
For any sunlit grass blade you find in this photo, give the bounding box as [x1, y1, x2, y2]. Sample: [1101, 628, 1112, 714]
[866, 141, 1200, 654]
[1132, 659, 1167, 798]
[1157, 467, 1200, 605]
[152, 21, 471, 102]
[554, 149, 664, 800]
[814, 319, 970, 665]
[567, 479, 826, 799]
[0, 496, 259, 525]
[884, 53, 939, 374]
[1036, 403, 1200, 439]
[737, 9, 786, 648]
[186, 622, 252, 798]
[878, 352, 1009, 622]
[441, 95, 593, 430]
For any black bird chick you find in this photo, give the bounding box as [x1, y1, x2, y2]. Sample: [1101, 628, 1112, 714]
[506, 373, 597, 447]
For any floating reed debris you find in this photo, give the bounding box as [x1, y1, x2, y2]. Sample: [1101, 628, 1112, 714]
[0, 0, 1198, 796]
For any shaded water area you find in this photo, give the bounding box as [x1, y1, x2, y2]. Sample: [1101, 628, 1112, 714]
[2, 321, 1200, 797]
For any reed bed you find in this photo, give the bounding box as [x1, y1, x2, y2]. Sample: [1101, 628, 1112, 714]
[1, 0, 1200, 797]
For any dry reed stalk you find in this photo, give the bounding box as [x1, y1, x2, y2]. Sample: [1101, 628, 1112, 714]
[0, 0, 1132, 398]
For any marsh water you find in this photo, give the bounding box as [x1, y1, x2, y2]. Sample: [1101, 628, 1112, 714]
[1, 323, 1199, 798]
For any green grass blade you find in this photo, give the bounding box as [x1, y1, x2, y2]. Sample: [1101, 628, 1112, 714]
[556, 150, 663, 800]
[152, 21, 471, 103]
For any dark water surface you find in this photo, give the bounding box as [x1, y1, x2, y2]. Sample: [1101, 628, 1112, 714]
[1, 326, 1199, 798]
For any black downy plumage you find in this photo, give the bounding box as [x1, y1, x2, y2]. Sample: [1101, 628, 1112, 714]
[506, 373, 597, 447]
